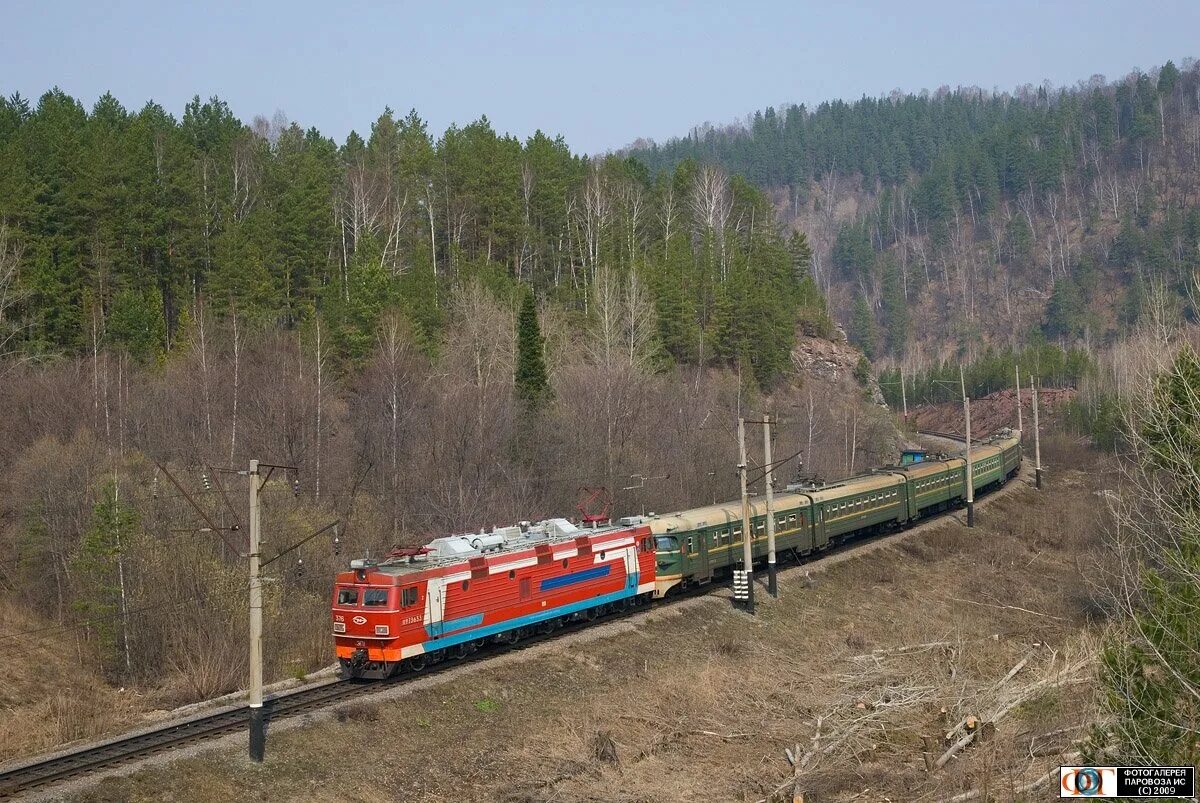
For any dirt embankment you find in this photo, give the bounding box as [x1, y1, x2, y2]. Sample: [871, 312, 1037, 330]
[906, 387, 1076, 439]
[67, 440, 1111, 803]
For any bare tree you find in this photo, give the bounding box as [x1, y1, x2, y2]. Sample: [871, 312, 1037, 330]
[690, 164, 732, 281]
[0, 225, 27, 377]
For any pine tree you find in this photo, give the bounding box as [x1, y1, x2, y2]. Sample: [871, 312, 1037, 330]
[881, 258, 909, 357]
[514, 288, 549, 406]
[849, 294, 877, 360]
[787, 231, 812, 279]
[73, 482, 138, 678]
[1043, 277, 1084, 339]
[106, 288, 166, 362]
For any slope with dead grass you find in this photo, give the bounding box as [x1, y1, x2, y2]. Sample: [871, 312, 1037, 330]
[66, 448, 1110, 803]
[0, 602, 148, 765]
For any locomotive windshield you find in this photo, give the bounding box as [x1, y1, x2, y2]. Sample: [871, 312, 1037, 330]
[655, 535, 679, 551]
[336, 588, 358, 606]
[363, 589, 389, 607]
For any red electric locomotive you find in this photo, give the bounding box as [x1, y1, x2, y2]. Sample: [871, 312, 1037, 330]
[333, 518, 656, 678]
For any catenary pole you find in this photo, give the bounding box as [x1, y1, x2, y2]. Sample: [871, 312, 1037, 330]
[763, 414, 778, 598]
[738, 417, 755, 614]
[960, 367, 974, 528]
[1015, 364, 1023, 437]
[248, 459, 265, 762]
[1032, 377, 1043, 490]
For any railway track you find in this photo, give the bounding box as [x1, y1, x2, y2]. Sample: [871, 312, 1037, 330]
[0, 460, 1027, 799]
[0, 676, 373, 798]
[0, 590, 668, 799]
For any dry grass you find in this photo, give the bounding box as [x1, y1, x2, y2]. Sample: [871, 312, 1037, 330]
[66, 459, 1112, 803]
[0, 601, 145, 764]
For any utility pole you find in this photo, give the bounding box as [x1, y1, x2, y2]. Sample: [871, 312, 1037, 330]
[960, 367, 974, 528]
[1031, 377, 1043, 490]
[1015, 364, 1023, 437]
[900, 365, 908, 423]
[763, 414, 778, 598]
[736, 417, 755, 614]
[248, 458, 265, 762]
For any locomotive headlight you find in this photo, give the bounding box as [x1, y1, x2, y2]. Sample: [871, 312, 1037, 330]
[333, 621, 346, 633]
[374, 625, 390, 636]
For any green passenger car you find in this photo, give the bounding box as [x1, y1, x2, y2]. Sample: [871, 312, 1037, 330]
[649, 433, 1023, 597]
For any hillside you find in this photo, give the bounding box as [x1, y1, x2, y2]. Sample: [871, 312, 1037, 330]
[627, 59, 1200, 368]
[64, 444, 1108, 803]
[0, 87, 899, 751]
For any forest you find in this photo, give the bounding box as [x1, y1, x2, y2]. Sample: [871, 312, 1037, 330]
[629, 60, 1200, 365]
[0, 92, 829, 382]
[0, 89, 895, 719]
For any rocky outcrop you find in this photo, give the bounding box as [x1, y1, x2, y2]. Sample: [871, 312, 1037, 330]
[790, 325, 885, 405]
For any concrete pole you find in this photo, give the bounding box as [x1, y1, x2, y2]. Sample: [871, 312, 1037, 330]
[961, 367, 974, 528]
[248, 459, 265, 762]
[738, 417, 755, 614]
[1015, 364, 1023, 438]
[1031, 377, 1043, 490]
[763, 414, 777, 598]
[900, 364, 908, 423]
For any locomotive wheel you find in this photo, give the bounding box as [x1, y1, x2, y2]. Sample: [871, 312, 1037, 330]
[407, 655, 427, 673]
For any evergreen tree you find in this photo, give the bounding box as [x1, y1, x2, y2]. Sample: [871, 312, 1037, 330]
[1043, 277, 1085, 339]
[73, 482, 138, 678]
[106, 288, 166, 362]
[849, 294, 877, 359]
[514, 288, 549, 406]
[787, 230, 814, 281]
[880, 258, 909, 357]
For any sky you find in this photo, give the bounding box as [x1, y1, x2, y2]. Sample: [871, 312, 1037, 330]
[4, 0, 1199, 155]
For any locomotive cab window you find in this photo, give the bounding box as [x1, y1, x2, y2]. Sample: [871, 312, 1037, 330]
[655, 535, 679, 551]
[336, 588, 358, 606]
[364, 589, 389, 607]
[401, 587, 418, 608]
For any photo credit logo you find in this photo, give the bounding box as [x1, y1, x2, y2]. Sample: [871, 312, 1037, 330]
[1061, 766, 1116, 797]
[1060, 766, 1196, 798]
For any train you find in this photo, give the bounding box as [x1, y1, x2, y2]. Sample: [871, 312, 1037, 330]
[332, 432, 1022, 679]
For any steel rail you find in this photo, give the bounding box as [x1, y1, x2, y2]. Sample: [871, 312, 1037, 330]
[0, 454, 1022, 799]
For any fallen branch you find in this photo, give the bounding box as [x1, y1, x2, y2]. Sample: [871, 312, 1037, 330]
[692, 730, 753, 741]
[935, 659, 1092, 769]
[938, 751, 1081, 802]
[947, 597, 1067, 622]
[992, 647, 1040, 691]
[797, 716, 824, 769]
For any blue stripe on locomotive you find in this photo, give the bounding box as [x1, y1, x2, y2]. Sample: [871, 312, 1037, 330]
[425, 613, 485, 637]
[539, 564, 611, 591]
[419, 571, 639, 653]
